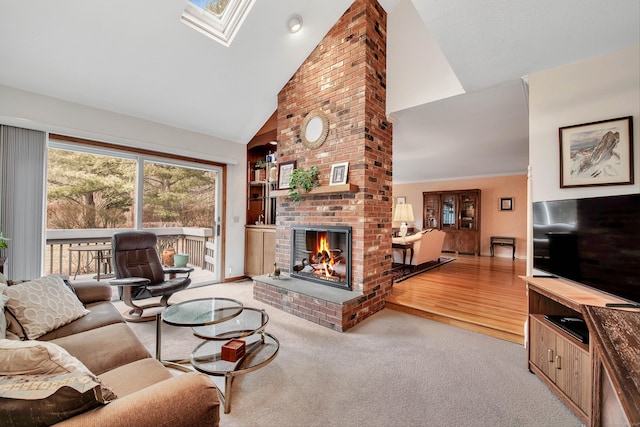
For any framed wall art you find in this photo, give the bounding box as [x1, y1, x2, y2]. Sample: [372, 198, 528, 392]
[395, 197, 406, 205]
[277, 160, 296, 190]
[500, 197, 513, 211]
[559, 116, 634, 188]
[329, 162, 349, 185]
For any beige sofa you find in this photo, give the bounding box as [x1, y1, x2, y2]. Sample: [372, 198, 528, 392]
[392, 229, 446, 266]
[0, 275, 220, 426]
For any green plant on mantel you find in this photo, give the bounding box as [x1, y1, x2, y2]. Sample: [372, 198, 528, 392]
[288, 165, 319, 202]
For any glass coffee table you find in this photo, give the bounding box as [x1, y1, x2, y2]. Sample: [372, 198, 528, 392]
[157, 297, 244, 362]
[157, 298, 279, 414]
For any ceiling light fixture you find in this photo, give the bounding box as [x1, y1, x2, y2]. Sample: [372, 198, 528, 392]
[288, 14, 302, 33]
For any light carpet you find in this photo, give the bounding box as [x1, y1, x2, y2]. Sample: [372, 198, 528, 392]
[113, 281, 582, 427]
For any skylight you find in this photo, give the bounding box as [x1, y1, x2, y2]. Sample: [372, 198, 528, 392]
[181, 0, 255, 47]
[189, 0, 230, 17]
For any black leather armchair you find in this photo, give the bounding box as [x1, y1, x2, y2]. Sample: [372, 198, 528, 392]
[111, 231, 192, 322]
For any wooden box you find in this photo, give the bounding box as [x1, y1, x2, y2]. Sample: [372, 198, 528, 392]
[221, 339, 246, 362]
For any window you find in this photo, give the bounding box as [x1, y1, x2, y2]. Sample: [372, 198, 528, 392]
[47, 147, 136, 229]
[47, 143, 217, 231]
[45, 136, 223, 282]
[143, 160, 216, 228]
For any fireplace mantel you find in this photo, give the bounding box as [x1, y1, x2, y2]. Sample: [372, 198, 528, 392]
[270, 183, 358, 198]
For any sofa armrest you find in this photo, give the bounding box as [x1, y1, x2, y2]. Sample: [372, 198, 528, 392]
[51, 324, 150, 375]
[55, 372, 220, 427]
[71, 282, 113, 304]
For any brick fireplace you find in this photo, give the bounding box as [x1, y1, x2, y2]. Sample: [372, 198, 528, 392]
[290, 225, 352, 290]
[253, 0, 393, 332]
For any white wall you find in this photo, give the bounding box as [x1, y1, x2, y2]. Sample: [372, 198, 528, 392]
[529, 45, 640, 202]
[0, 84, 248, 280]
[386, 0, 464, 114]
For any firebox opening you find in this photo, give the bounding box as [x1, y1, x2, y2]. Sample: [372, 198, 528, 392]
[290, 225, 352, 290]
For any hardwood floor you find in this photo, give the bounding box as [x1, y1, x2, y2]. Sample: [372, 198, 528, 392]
[386, 254, 527, 344]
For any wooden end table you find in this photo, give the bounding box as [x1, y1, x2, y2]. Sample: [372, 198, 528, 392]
[392, 241, 414, 265]
[490, 236, 516, 260]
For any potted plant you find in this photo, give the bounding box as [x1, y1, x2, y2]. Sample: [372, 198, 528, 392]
[288, 165, 319, 202]
[174, 253, 189, 267]
[0, 232, 9, 273]
[0, 232, 9, 250]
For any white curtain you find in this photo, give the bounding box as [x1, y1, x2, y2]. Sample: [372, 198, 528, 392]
[0, 125, 46, 280]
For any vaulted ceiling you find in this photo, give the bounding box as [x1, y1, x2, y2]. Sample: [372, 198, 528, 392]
[1, 0, 638, 182]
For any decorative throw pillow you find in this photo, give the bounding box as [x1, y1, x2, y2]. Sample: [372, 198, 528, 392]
[0, 371, 100, 399]
[0, 372, 106, 426]
[4, 309, 26, 340]
[61, 275, 80, 298]
[0, 291, 9, 339]
[4, 275, 89, 339]
[0, 339, 117, 400]
[1, 281, 9, 339]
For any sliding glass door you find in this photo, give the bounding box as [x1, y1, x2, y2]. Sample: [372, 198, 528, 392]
[47, 141, 222, 282]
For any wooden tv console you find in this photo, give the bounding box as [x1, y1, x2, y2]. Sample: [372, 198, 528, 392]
[523, 276, 640, 426]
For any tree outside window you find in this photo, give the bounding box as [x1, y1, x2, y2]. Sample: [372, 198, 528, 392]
[47, 149, 136, 229]
[47, 149, 216, 230]
[143, 161, 215, 228]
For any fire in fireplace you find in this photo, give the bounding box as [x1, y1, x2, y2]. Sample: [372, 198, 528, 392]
[290, 225, 352, 290]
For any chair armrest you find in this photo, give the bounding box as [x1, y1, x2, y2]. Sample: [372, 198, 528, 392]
[71, 282, 113, 304]
[55, 372, 220, 427]
[163, 267, 194, 276]
[110, 277, 151, 287]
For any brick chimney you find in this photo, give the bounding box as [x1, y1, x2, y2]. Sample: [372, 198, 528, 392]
[254, 0, 392, 331]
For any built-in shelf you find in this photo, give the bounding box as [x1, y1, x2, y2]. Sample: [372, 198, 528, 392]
[270, 183, 359, 198]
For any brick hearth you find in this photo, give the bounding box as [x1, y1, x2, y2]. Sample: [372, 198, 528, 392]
[253, 0, 393, 332]
[253, 276, 363, 332]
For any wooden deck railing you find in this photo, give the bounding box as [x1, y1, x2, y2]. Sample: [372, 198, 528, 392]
[45, 228, 215, 277]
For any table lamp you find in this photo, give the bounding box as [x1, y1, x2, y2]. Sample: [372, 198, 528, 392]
[393, 203, 414, 243]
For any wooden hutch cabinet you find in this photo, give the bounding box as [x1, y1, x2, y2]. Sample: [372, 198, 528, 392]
[423, 189, 480, 255]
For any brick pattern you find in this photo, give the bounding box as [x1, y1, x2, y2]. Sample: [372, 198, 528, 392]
[253, 279, 375, 332]
[254, 0, 392, 332]
[254, 281, 346, 331]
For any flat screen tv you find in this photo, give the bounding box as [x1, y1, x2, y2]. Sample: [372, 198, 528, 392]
[533, 193, 640, 304]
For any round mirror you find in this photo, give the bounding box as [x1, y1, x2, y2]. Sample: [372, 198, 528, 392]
[301, 110, 329, 149]
[306, 117, 323, 142]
